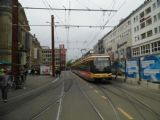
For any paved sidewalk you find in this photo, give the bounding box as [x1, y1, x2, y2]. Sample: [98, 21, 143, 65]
[0, 75, 56, 103]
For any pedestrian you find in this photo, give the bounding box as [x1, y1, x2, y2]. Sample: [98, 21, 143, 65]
[0, 68, 11, 103]
[58, 69, 61, 77]
[31, 69, 34, 75]
[23, 65, 28, 82]
[55, 69, 58, 77]
[57, 69, 61, 77]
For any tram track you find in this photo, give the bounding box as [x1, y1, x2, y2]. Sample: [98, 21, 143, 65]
[73, 72, 160, 120]
[97, 86, 120, 120]
[113, 82, 160, 103]
[73, 72, 120, 120]
[100, 84, 160, 120]
[0, 78, 61, 117]
[99, 85, 146, 120]
[31, 72, 73, 120]
[31, 89, 62, 120]
[113, 85, 160, 119]
[75, 79, 105, 120]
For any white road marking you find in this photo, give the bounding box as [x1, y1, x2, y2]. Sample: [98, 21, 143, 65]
[9, 77, 59, 101]
[56, 81, 64, 120]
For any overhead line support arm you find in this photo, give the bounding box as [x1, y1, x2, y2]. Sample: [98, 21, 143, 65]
[22, 7, 117, 12]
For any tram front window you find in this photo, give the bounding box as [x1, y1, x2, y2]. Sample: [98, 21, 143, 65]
[92, 57, 111, 73]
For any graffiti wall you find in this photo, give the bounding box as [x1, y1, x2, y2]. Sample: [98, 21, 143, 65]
[140, 54, 160, 82]
[126, 59, 139, 79]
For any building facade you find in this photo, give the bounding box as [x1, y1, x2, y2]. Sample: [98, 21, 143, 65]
[94, 0, 160, 61]
[41, 46, 52, 66]
[0, 0, 30, 66]
[103, 16, 132, 61]
[59, 44, 67, 70]
[30, 36, 42, 70]
[131, 0, 160, 57]
[41, 45, 66, 71]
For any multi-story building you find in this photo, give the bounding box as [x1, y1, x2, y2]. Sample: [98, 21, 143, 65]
[59, 44, 67, 70]
[41, 45, 66, 71]
[93, 39, 105, 54]
[0, 0, 30, 65]
[131, 0, 160, 57]
[30, 35, 42, 70]
[94, 0, 160, 61]
[41, 46, 52, 66]
[103, 16, 132, 61]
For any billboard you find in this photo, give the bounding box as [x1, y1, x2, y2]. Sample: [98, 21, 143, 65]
[140, 54, 160, 82]
[126, 59, 139, 79]
[40, 65, 50, 75]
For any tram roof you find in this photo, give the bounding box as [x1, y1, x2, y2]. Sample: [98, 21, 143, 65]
[72, 54, 110, 66]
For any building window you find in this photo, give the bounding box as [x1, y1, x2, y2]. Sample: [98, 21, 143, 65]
[145, 7, 151, 14]
[141, 44, 150, 55]
[128, 20, 131, 25]
[146, 18, 152, 26]
[157, 0, 160, 6]
[145, 44, 150, 54]
[147, 30, 153, 37]
[134, 27, 136, 32]
[135, 35, 140, 42]
[154, 15, 157, 22]
[153, 3, 156, 10]
[137, 26, 139, 31]
[152, 41, 160, 52]
[134, 17, 136, 22]
[136, 16, 138, 21]
[141, 46, 145, 54]
[140, 12, 144, 19]
[154, 27, 158, 34]
[141, 33, 146, 39]
[140, 22, 145, 29]
[132, 47, 140, 56]
[158, 12, 160, 20]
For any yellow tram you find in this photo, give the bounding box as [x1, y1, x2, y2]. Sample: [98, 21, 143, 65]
[72, 54, 112, 82]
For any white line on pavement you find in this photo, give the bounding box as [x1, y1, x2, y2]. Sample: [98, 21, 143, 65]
[9, 77, 59, 101]
[56, 81, 64, 120]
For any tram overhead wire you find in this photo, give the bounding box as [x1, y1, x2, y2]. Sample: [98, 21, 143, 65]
[22, 7, 117, 12]
[14, 24, 114, 28]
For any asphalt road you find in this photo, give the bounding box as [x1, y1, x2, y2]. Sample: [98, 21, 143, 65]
[0, 71, 160, 120]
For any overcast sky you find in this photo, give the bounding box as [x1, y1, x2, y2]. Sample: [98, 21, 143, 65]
[19, 0, 145, 61]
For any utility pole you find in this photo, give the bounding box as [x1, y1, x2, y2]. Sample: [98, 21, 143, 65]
[12, 0, 19, 79]
[59, 45, 62, 71]
[51, 15, 55, 77]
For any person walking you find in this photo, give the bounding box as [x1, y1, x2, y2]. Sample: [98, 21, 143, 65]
[0, 68, 11, 103]
[55, 69, 58, 77]
[57, 69, 61, 77]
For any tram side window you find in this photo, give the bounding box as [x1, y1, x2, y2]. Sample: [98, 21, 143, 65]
[90, 61, 96, 72]
[79, 63, 90, 71]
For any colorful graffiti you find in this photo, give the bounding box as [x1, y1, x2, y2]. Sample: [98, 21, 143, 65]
[140, 54, 160, 82]
[126, 59, 139, 79]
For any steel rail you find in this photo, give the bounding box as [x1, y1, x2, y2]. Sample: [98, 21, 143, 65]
[74, 71, 119, 120]
[113, 83, 160, 102]
[31, 78, 64, 120]
[97, 86, 120, 120]
[9, 78, 59, 101]
[113, 85, 160, 119]
[73, 73, 105, 120]
[100, 85, 146, 120]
